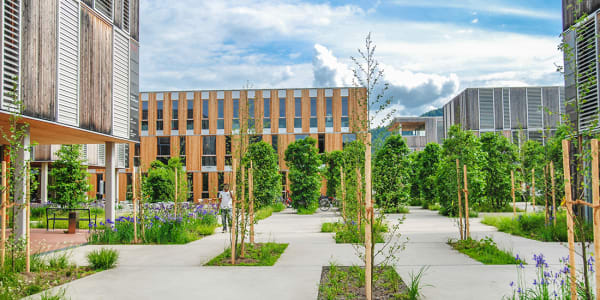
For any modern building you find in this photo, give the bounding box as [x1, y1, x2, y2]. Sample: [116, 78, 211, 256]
[133, 87, 366, 202]
[0, 0, 140, 237]
[562, 0, 600, 133]
[442, 87, 565, 145]
[387, 117, 443, 151]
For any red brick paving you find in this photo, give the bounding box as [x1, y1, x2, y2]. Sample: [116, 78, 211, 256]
[29, 228, 89, 254]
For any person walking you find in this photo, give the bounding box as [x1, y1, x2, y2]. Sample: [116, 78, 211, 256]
[218, 184, 233, 233]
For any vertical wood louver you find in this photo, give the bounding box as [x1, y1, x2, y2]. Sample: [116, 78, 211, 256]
[57, 0, 80, 126]
[94, 0, 112, 20]
[122, 0, 129, 33]
[112, 29, 129, 138]
[575, 17, 599, 131]
[527, 88, 543, 129]
[2, 0, 20, 111]
[98, 144, 105, 166]
[503, 88, 510, 129]
[478, 88, 494, 130]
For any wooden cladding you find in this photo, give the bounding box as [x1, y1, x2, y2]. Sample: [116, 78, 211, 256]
[79, 6, 113, 134]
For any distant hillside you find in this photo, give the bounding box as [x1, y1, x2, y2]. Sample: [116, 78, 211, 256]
[420, 107, 443, 117]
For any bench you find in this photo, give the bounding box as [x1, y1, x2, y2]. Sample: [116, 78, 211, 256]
[46, 207, 98, 232]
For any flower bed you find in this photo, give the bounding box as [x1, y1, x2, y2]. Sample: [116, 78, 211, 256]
[318, 264, 409, 299]
[205, 243, 288, 266]
[88, 203, 218, 244]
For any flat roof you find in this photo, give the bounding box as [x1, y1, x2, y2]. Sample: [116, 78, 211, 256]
[139, 86, 360, 93]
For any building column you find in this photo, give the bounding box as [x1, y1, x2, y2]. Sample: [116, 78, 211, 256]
[105, 142, 116, 225]
[40, 162, 48, 204]
[14, 125, 30, 240]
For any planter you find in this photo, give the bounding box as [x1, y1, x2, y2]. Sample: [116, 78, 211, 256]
[67, 211, 79, 234]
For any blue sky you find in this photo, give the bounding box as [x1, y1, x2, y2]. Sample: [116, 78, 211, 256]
[139, 0, 565, 119]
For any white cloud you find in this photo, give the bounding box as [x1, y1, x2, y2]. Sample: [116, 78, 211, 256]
[471, 18, 479, 24]
[312, 44, 353, 87]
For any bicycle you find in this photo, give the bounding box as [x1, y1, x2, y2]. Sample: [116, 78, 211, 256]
[319, 195, 337, 211]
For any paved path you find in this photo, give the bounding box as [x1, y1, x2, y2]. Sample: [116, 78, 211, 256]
[31, 207, 588, 299]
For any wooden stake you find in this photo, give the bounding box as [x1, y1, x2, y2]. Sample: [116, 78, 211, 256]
[133, 169, 138, 244]
[174, 168, 178, 218]
[591, 139, 600, 299]
[139, 168, 145, 240]
[550, 161, 556, 226]
[249, 162, 254, 245]
[562, 139, 577, 300]
[25, 162, 30, 273]
[531, 168, 536, 211]
[340, 167, 346, 221]
[511, 170, 516, 217]
[231, 159, 237, 265]
[365, 133, 373, 300]
[240, 166, 246, 258]
[456, 159, 463, 240]
[1, 161, 7, 268]
[463, 164, 470, 239]
[544, 165, 548, 225]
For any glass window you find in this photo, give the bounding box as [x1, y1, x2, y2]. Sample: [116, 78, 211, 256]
[134, 144, 140, 167]
[141, 121, 148, 131]
[217, 120, 224, 130]
[342, 97, 348, 116]
[250, 135, 262, 144]
[172, 120, 179, 130]
[326, 97, 332, 116]
[310, 118, 317, 128]
[218, 172, 225, 191]
[187, 120, 193, 130]
[202, 100, 209, 119]
[318, 134, 325, 153]
[263, 119, 271, 129]
[233, 99, 239, 118]
[232, 119, 240, 130]
[248, 99, 255, 118]
[279, 98, 286, 117]
[202, 120, 209, 130]
[343, 134, 356, 148]
[187, 100, 193, 119]
[142, 101, 148, 120]
[157, 120, 163, 131]
[264, 98, 270, 118]
[294, 118, 301, 128]
[272, 135, 278, 153]
[310, 97, 317, 117]
[202, 136, 216, 155]
[157, 101, 164, 120]
[202, 173, 209, 199]
[279, 118, 286, 129]
[172, 101, 178, 118]
[295, 135, 308, 141]
[295, 98, 301, 118]
[156, 93, 164, 101]
[218, 99, 224, 119]
[157, 137, 170, 157]
[171, 93, 179, 100]
[180, 136, 186, 156]
[187, 173, 193, 201]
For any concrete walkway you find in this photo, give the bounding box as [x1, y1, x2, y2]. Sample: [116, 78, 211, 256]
[31, 207, 589, 299]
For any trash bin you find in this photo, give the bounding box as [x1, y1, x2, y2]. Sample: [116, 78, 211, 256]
[67, 211, 79, 234]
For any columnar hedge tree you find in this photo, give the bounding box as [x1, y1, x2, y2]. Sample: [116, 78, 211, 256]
[521, 139, 545, 197]
[342, 140, 366, 221]
[244, 141, 281, 208]
[284, 137, 322, 213]
[435, 125, 486, 216]
[413, 143, 441, 206]
[373, 134, 411, 208]
[408, 151, 422, 201]
[142, 157, 188, 203]
[48, 145, 91, 208]
[480, 132, 518, 210]
[545, 124, 568, 201]
[322, 150, 344, 199]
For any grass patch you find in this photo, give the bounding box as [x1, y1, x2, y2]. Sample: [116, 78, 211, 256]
[425, 203, 441, 211]
[0, 252, 97, 299]
[255, 203, 286, 221]
[318, 264, 410, 299]
[297, 207, 317, 215]
[481, 212, 593, 242]
[322, 221, 388, 244]
[205, 242, 288, 266]
[87, 248, 119, 270]
[382, 205, 410, 214]
[448, 237, 524, 265]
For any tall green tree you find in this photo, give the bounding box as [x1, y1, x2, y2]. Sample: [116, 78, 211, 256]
[480, 132, 518, 210]
[284, 137, 322, 213]
[545, 124, 569, 202]
[521, 139, 545, 196]
[408, 151, 422, 201]
[48, 145, 91, 208]
[244, 141, 281, 208]
[142, 157, 187, 203]
[322, 150, 344, 199]
[373, 134, 411, 208]
[415, 143, 442, 205]
[435, 125, 487, 216]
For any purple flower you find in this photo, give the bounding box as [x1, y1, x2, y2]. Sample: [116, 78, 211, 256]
[510, 281, 514, 287]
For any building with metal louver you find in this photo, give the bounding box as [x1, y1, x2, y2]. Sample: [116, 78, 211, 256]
[442, 87, 565, 145]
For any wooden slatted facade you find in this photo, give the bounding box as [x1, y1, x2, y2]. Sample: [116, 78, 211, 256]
[443, 87, 565, 145]
[132, 87, 366, 203]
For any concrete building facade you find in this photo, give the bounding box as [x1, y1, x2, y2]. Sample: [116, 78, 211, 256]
[388, 117, 443, 151]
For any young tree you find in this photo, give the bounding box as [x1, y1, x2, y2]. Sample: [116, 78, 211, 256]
[436, 125, 486, 216]
[284, 137, 322, 213]
[142, 158, 187, 204]
[322, 150, 344, 199]
[521, 139, 545, 203]
[480, 132, 518, 210]
[244, 141, 281, 208]
[414, 143, 441, 206]
[373, 134, 411, 209]
[343, 140, 366, 223]
[407, 151, 422, 202]
[48, 145, 90, 208]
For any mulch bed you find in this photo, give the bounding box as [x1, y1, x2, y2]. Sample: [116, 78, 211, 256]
[318, 266, 409, 300]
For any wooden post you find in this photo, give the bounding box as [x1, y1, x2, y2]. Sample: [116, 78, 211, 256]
[550, 161, 556, 226]
[511, 170, 516, 217]
[562, 139, 577, 300]
[531, 168, 536, 212]
[133, 168, 138, 244]
[174, 168, 178, 218]
[231, 159, 237, 265]
[544, 165, 548, 225]
[591, 139, 600, 299]
[0, 161, 5, 268]
[456, 159, 463, 240]
[240, 166, 246, 257]
[249, 161, 254, 245]
[139, 168, 145, 240]
[365, 133, 373, 300]
[25, 162, 30, 273]
[340, 167, 346, 221]
[463, 164, 470, 239]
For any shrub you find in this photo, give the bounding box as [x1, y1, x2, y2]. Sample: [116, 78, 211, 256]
[244, 141, 281, 208]
[373, 135, 411, 208]
[449, 237, 523, 265]
[284, 137, 321, 213]
[87, 248, 119, 270]
[48, 145, 91, 208]
[272, 202, 286, 212]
